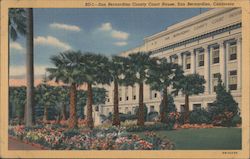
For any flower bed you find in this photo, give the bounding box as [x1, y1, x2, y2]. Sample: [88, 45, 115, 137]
[8, 125, 175, 150]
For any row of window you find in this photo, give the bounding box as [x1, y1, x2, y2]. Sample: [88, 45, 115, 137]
[171, 42, 237, 70]
[107, 69, 237, 102]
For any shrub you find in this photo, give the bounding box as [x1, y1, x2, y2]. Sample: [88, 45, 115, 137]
[62, 128, 80, 138]
[231, 114, 241, 126]
[125, 123, 170, 132]
[147, 111, 159, 121]
[189, 108, 212, 124]
[118, 113, 137, 122]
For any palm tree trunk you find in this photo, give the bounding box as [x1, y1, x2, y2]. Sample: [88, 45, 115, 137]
[184, 94, 190, 123]
[43, 105, 48, 122]
[69, 83, 77, 128]
[112, 80, 120, 126]
[160, 86, 168, 123]
[25, 8, 35, 126]
[86, 83, 94, 129]
[137, 82, 144, 126]
[61, 102, 67, 120]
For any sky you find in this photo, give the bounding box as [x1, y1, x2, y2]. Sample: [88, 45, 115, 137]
[9, 8, 209, 80]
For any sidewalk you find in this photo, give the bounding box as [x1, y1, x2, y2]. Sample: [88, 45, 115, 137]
[8, 136, 45, 150]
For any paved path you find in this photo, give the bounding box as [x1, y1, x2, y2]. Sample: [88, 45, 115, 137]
[8, 136, 45, 150]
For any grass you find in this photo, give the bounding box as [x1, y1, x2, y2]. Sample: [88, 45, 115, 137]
[136, 128, 242, 150]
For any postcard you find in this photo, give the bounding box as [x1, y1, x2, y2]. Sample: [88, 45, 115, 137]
[0, 0, 250, 158]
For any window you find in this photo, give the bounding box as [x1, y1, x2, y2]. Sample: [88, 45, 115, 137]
[125, 87, 128, 101]
[125, 107, 129, 114]
[132, 86, 136, 100]
[150, 106, 155, 112]
[193, 104, 201, 110]
[132, 106, 136, 114]
[228, 70, 237, 90]
[107, 98, 110, 102]
[186, 54, 191, 69]
[198, 52, 204, 67]
[213, 73, 220, 92]
[154, 93, 157, 98]
[118, 88, 122, 101]
[212, 46, 219, 64]
[180, 105, 185, 112]
[229, 42, 237, 61]
[95, 106, 99, 111]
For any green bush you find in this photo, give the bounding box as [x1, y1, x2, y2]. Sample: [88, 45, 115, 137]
[119, 113, 137, 122]
[125, 123, 170, 132]
[147, 111, 159, 121]
[62, 129, 80, 138]
[231, 114, 241, 126]
[189, 108, 212, 124]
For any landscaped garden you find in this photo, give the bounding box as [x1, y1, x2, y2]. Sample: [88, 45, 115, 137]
[8, 8, 242, 150]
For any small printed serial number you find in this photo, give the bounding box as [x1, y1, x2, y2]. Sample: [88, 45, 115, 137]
[222, 152, 238, 154]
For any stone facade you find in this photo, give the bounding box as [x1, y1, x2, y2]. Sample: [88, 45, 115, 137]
[86, 8, 242, 118]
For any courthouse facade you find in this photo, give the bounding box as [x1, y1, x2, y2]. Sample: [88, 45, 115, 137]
[98, 8, 242, 116]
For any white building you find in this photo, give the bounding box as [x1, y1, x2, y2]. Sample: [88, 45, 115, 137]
[90, 8, 242, 117]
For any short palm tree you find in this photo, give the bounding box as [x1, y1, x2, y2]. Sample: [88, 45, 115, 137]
[47, 50, 83, 128]
[35, 83, 57, 122]
[80, 53, 111, 129]
[147, 58, 183, 123]
[174, 73, 205, 123]
[109, 56, 127, 126]
[124, 52, 157, 126]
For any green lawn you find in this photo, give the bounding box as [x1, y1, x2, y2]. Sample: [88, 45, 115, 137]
[136, 128, 242, 150]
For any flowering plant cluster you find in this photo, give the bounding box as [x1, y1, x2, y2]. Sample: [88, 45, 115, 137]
[8, 125, 175, 150]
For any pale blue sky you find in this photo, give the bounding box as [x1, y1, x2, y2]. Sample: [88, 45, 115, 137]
[9, 8, 209, 79]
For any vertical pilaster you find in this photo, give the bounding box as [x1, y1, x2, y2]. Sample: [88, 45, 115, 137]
[191, 49, 196, 73]
[219, 42, 227, 89]
[183, 53, 187, 70]
[204, 46, 210, 94]
[237, 37, 242, 90]
[177, 53, 183, 66]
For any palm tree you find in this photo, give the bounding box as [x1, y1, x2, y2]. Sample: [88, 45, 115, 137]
[124, 52, 157, 126]
[56, 86, 70, 121]
[80, 53, 111, 129]
[35, 83, 57, 122]
[25, 8, 35, 126]
[9, 9, 34, 126]
[8, 8, 28, 126]
[147, 58, 184, 123]
[174, 73, 205, 123]
[109, 56, 127, 126]
[47, 50, 83, 128]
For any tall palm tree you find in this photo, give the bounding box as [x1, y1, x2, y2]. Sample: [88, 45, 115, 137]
[174, 73, 205, 123]
[8, 8, 27, 124]
[26, 8, 35, 126]
[80, 53, 111, 129]
[147, 58, 184, 123]
[124, 52, 157, 126]
[47, 50, 83, 128]
[109, 56, 127, 126]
